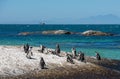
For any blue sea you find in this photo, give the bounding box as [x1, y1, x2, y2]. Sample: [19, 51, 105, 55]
[0, 24, 120, 60]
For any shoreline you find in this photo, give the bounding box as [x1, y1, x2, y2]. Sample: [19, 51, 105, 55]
[0, 45, 120, 79]
[0, 44, 120, 60]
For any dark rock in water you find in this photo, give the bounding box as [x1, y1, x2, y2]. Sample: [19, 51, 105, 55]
[42, 30, 73, 35]
[18, 32, 33, 36]
[81, 30, 114, 36]
[18, 30, 74, 35]
[18, 30, 114, 36]
[18, 31, 41, 36]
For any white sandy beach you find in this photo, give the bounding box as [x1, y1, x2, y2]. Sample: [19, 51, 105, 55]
[0, 45, 88, 77]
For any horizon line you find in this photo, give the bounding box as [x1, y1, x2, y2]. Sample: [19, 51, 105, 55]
[0, 23, 120, 25]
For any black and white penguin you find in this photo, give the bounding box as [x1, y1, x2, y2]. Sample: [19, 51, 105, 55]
[40, 57, 46, 69]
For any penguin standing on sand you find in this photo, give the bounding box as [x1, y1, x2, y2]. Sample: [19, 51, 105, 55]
[81, 53, 85, 62]
[40, 57, 46, 69]
[95, 52, 101, 60]
[41, 45, 45, 53]
[26, 43, 29, 52]
[66, 54, 74, 64]
[78, 51, 85, 62]
[72, 48, 77, 58]
[23, 43, 30, 54]
[26, 46, 33, 59]
[55, 44, 60, 55]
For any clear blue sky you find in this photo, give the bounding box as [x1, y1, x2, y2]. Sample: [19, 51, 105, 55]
[0, 0, 120, 24]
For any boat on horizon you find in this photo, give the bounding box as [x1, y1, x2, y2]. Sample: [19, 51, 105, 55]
[40, 22, 46, 25]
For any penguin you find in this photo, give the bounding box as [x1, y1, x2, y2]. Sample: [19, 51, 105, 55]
[55, 44, 60, 55]
[66, 54, 74, 64]
[72, 48, 77, 58]
[95, 52, 101, 60]
[40, 57, 46, 69]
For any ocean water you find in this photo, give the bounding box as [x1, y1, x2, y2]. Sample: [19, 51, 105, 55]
[0, 24, 120, 60]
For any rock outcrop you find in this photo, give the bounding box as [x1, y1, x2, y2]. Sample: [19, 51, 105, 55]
[18, 31, 41, 36]
[81, 30, 113, 36]
[42, 30, 73, 35]
[18, 30, 114, 36]
[18, 30, 73, 36]
[18, 32, 33, 36]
